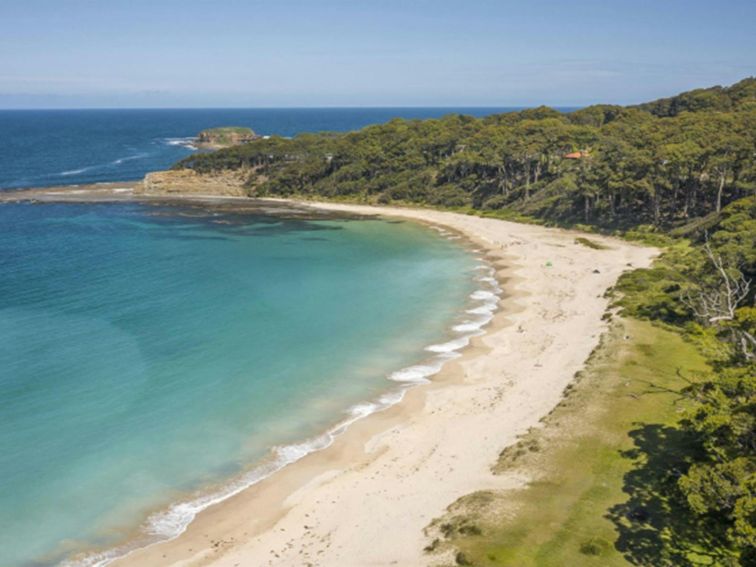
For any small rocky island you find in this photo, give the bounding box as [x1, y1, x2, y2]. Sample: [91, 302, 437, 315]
[136, 126, 258, 196]
[195, 126, 258, 149]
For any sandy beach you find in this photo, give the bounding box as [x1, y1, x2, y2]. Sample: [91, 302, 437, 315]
[6, 186, 657, 566]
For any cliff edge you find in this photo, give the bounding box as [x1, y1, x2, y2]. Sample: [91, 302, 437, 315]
[136, 169, 249, 196]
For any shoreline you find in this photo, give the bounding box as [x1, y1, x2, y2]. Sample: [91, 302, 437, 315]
[76, 213, 502, 567]
[6, 185, 658, 566]
[8, 183, 502, 567]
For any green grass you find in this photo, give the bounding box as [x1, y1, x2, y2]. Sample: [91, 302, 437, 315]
[202, 126, 254, 134]
[426, 318, 737, 566]
[574, 236, 608, 250]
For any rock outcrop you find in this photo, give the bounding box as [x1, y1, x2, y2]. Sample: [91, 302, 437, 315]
[136, 169, 249, 196]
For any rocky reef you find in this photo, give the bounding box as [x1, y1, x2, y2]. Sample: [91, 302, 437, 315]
[137, 169, 250, 196]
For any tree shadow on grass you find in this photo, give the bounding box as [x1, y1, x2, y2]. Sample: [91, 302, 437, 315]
[607, 424, 737, 566]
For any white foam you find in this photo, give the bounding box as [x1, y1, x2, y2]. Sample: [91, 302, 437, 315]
[113, 153, 149, 165]
[349, 402, 379, 419]
[454, 283, 501, 333]
[163, 137, 198, 150]
[60, 167, 90, 176]
[45, 189, 89, 195]
[470, 289, 497, 301]
[453, 315, 493, 333]
[273, 434, 333, 464]
[59, 152, 149, 178]
[377, 389, 406, 406]
[466, 302, 492, 313]
[388, 364, 437, 383]
[425, 334, 476, 353]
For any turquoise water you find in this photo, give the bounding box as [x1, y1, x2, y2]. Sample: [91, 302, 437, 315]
[0, 201, 494, 566]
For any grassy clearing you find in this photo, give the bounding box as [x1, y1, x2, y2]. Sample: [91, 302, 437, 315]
[426, 318, 732, 566]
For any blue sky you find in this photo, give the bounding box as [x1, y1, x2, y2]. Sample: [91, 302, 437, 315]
[1, 0, 754, 108]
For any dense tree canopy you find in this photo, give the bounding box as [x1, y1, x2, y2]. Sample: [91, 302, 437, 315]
[634, 77, 756, 117]
[178, 78, 756, 230]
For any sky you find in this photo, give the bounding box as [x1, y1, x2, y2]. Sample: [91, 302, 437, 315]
[0, 0, 754, 108]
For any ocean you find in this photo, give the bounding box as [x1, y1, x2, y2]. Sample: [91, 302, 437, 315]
[0, 107, 541, 190]
[0, 107, 507, 566]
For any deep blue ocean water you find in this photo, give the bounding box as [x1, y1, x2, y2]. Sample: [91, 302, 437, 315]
[0, 107, 549, 190]
[0, 109, 504, 566]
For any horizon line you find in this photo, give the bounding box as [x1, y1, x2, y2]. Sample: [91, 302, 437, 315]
[0, 104, 583, 112]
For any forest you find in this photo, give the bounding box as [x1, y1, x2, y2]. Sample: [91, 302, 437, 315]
[177, 77, 755, 229]
[177, 78, 755, 563]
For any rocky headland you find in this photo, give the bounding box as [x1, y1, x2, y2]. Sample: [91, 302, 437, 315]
[137, 169, 250, 196]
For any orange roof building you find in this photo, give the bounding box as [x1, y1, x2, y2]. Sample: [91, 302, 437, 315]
[564, 150, 590, 159]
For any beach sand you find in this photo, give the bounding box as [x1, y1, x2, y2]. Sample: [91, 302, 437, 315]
[92, 197, 654, 566]
[4, 186, 656, 565]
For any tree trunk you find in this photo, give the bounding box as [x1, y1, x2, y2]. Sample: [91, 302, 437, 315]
[524, 161, 531, 200]
[584, 195, 590, 222]
[716, 169, 726, 213]
[653, 190, 661, 226]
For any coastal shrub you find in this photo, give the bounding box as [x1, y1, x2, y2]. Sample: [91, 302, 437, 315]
[613, 243, 699, 324]
[482, 194, 509, 210]
[455, 551, 473, 565]
[579, 537, 611, 556]
[574, 236, 607, 250]
[423, 538, 440, 553]
[427, 184, 471, 207]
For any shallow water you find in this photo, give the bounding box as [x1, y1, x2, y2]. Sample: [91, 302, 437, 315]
[0, 201, 495, 565]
